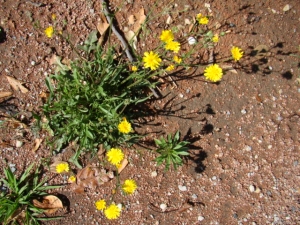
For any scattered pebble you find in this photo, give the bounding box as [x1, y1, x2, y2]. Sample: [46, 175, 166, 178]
[16, 140, 23, 148]
[31, 61, 35, 66]
[293, 161, 298, 166]
[249, 184, 256, 192]
[283, 4, 291, 12]
[151, 171, 157, 177]
[241, 109, 247, 114]
[198, 216, 205, 221]
[178, 185, 187, 191]
[160, 203, 167, 212]
[179, 93, 184, 98]
[9, 163, 16, 173]
[211, 176, 217, 181]
[244, 145, 252, 151]
[187, 37, 197, 45]
[191, 194, 197, 199]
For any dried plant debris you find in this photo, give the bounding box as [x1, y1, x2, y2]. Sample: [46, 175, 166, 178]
[71, 166, 114, 194]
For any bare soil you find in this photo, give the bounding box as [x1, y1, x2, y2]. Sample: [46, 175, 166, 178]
[0, 0, 299, 224]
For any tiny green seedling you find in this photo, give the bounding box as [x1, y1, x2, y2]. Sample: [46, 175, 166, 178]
[154, 131, 190, 171]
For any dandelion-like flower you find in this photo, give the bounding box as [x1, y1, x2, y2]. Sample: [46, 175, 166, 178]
[68, 175, 76, 183]
[95, 199, 106, 211]
[131, 66, 138, 72]
[104, 204, 121, 220]
[44, 26, 54, 38]
[122, 179, 137, 195]
[142, 51, 162, 70]
[173, 55, 182, 64]
[231, 46, 243, 61]
[107, 148, 124, 166]
[165, 41, 180, 53]
[166, 65, 175, 71]
[160, 30, 174, 43]
[199, 17, 209, 25]
[55, 162, 69, 173]
[204, 64, 223, 82]
[51, 14, 57, 20]
[212, 34, 219, 43]
[118, 118, 131, 134]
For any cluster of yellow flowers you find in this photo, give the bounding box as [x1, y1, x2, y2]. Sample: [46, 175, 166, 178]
[204, 46, 244, 82]
[55, 162, 69, 173]
[95, 178, 137, 220]
[197, 13, 209, 25]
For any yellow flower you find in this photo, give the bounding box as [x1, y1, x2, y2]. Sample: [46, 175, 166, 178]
[160, 30, 174, 43]
[55, 162, 69, 173]
[142, 51, 162, 70]
[212, 34, 219, 43]
[44, 26, 54, 38]
[95, 199, 106, 211]
[118, 118, 131, 134]
[166, 64, 175, 71]
[199, 16, 209, 25]
[131, 66, 138, 72]
[173, 55, 182, 64]
[231, 46, 243, 61]
[204, 64, 223, 82]
[165, 41, 180, 53]
[106, 148, 124, 166]
[196, 13, 203, 20]
[122, 179, 137, 195]
[51, 14, 57, 20]
[68, 175, 76, 183]
[104, 204, 121, 220]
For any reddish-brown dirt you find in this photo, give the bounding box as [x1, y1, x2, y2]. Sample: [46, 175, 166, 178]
[0, 0, 299, 224]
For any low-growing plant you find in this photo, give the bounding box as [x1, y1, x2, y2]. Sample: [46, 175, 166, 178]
[0, 163, 61, 225]
[154, 131, 190, 171]
[42, 31, 156, 166]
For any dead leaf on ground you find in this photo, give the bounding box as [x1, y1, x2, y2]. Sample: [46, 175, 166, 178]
[0, 91, 13, 98]
[128, 15, 135, 25]
[71, 165, 114, 194]
[32, 138, 43, 152]
[125, 30, 137, 50]
[6, 76, 29, 93]
[33, 195, 63, 215]
[96, 15, 110, 35]
[118, 157, 128, 174]
[221, 64, 238, 74]
[133, 7, 146, 33]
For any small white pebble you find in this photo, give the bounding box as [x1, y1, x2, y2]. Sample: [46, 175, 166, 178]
[249, 185, 255, 192]
[31, 61, 36, 66]
[187, 37, 197, 45]
[178, 185, 187, 191]
[283, 4, 291, 12]
[244, 145, 252, 151]
[16, 140, 23, 148]
[241, 109, 247, 114]
[160, 203, 167, 212]
[179, 93, 184, 98]
[211, 176, 217, 181]
[151, 171, 157, 177]
[198, 216, 205, 221]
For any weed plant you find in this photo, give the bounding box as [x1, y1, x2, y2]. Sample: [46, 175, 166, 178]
[0, 164, 60, 225]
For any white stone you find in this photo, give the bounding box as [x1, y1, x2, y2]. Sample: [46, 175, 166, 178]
[160, 203, 167, 211]
[178, 185, 187, 191]
[151, 171, 157, 177]
[249, 185, 255, 192]
[187, 37, 197, 45]
[283, 4, 291, 12]
[198, 216, 205, 221]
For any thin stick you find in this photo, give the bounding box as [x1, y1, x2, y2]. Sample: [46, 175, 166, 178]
[100, 0, 160, 98]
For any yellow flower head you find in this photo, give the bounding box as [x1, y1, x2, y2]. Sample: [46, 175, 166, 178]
[173, 55, 182, 64]
[44, 26, 54, 38]
[199, 16, 209, 25]
[204, 64, 223, 82]
[142, 51, 162, 70]
[122, 179, 137, 195]
[104, 204, 121, 220]
[212, 34, 219, 43]
[95, 199, 106, 211]
[68, 175, 76, 183]
[55, 162, 69, 173]
[106, 148, 124, 166]
[131, 66, 138, 72]
[118, 118, 132, 134]
[166, 64, 175, 71]
[231, 46, 243, 61]
[51, 14, 57, 20]
[160, 30, 174, 43]
[165, 41, 180, 53]
[196, 13, 203, 20]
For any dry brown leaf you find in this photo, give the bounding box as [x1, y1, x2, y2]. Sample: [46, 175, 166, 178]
[33, 195, 63, 215]
[96, 16, 110, 35]
[6, 76, 29, 93]
[125, 30, 137, 50]
[32, 138, 43, 152]
[128, 15, 135, 25]
[221, 64, 238, 74]
[118, 158, 128, 174]
[0, 91, 13, 98]
[166, 15, 172, 24]
[133, 8, 146, 33]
